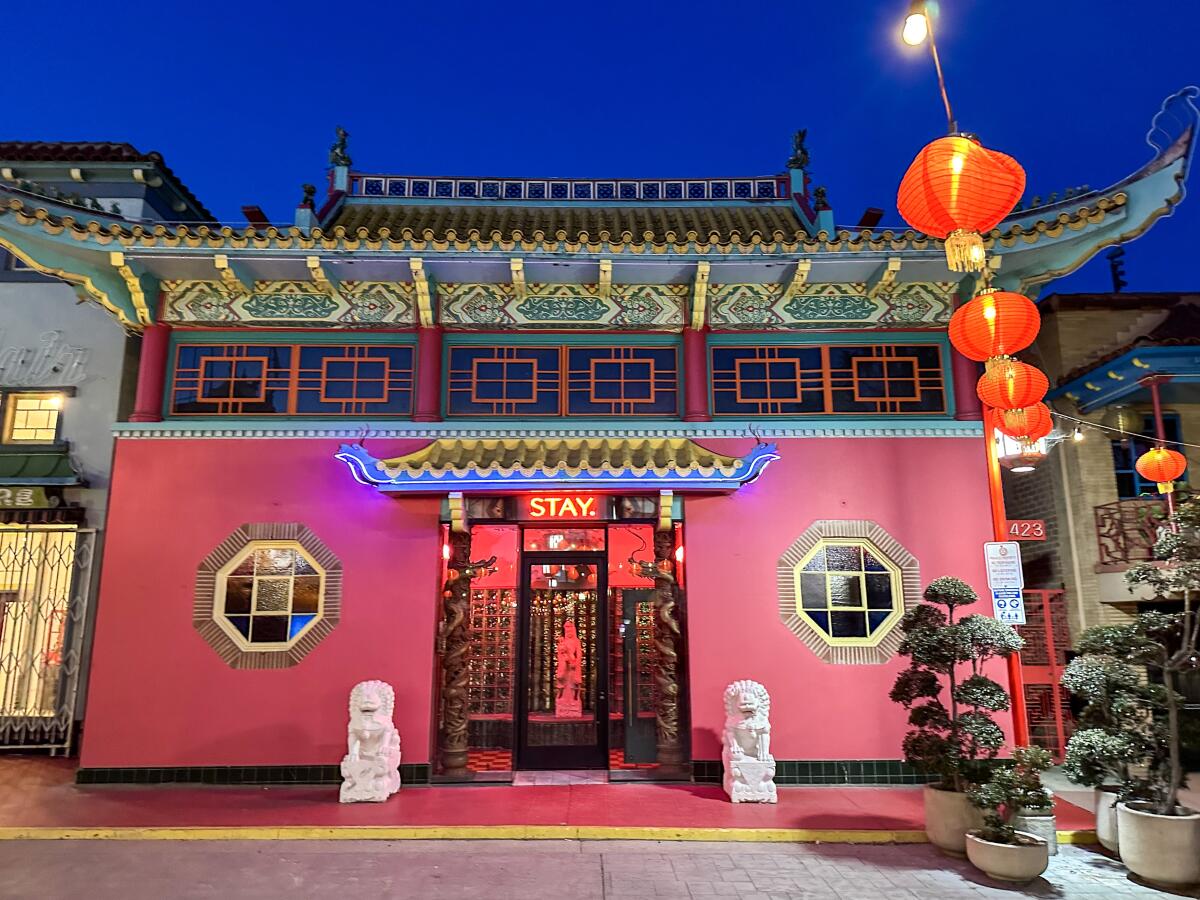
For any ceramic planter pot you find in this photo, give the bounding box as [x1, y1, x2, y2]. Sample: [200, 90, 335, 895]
[1012, 809, 1057, 855]
[965, 830, 1050, 883]
[923, 784, 983, 856]
[1094, 786, 1119, 853]
[1117, 801, 1200, 887]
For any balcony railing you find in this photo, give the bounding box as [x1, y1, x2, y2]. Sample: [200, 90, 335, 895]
[1094, 498, 1169, 568]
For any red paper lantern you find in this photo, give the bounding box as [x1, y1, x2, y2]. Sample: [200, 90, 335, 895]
[989, 403, 1053, 441]
[949, 290, 1040, 361]
[1136, 447, 1187, 493]
[897, 135, 1025, 272]
[976, 360, 1049, 410]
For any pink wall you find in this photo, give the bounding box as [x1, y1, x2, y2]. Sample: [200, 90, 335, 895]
[81, 438, 441, 768]
[83, 433, 1011, 769]
[683, 437, 1013, 760]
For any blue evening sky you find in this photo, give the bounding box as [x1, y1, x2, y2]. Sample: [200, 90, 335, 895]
[1, 1, 1196, 295]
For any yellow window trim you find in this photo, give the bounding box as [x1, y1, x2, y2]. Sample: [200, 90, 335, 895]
[212, 539, 326, 652]
[792, 538, 904, 648]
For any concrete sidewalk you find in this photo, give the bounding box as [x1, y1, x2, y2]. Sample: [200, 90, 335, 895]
[0, 838, 1187, 900]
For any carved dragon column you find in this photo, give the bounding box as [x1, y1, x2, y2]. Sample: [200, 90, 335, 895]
[437, 528, 473, 777]
[652, 528, 686, 775]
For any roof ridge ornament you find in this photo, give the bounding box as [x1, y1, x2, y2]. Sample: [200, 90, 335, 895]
[786, 129, 809, 170]
[329, 126, 351, 168]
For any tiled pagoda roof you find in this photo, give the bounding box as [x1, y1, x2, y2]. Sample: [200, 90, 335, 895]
[0, 140, 213, 221]
[330, 203, 808, 245]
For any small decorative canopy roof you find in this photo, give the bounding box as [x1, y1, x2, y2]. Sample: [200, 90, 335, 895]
[335, 437, 778, 493]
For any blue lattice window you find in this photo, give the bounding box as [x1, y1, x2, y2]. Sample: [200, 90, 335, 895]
[566, 347, 678, 416]
[446, 346, 561, 416]
[711, 343, 946, 416]
[445, 344, 679, 417]
[171, 343, 414, 416]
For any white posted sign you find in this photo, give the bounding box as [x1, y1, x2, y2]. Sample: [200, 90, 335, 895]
[983, 541, 1024, 590]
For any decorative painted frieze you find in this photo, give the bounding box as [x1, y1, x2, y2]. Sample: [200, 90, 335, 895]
[708, 282, 955, 329]
[162, 280, 417, 326]
[439, 283, 687, 330]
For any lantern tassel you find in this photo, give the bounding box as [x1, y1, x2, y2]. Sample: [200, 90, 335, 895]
[944, 229, 987, 272]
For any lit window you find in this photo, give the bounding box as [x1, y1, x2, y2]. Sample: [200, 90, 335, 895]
[3, 393, 62, 444]
[194, 524, 341, 669]
[776, 521, 919, 664]
[215, 542, 324, 647]
[794, 540, 902, 642]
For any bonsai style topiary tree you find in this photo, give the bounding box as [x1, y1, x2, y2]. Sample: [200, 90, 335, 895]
[890, 576, 1025, 792]
[1122, 497, 1200, 815]
[1060, 631, 1168, 804]
[968, 746, 1054, 844]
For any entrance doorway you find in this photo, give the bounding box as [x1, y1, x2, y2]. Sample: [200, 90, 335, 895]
[517, 552, 608, 769]
[439, 509, 680, 777]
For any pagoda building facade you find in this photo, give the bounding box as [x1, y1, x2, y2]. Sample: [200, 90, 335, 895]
[0, 89, 1194, 785]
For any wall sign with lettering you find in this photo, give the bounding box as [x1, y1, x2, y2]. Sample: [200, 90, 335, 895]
[517, 494, 605, 520]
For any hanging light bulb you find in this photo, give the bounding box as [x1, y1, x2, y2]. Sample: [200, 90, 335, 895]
[901, 1, 929, 45]
[1072, 426, 1085, 443]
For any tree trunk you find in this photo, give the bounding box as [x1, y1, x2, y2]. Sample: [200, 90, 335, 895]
[1162, 666, 1182, 816]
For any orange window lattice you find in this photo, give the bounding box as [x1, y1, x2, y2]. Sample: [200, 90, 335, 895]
[711, 344, 946, 416]
[171, 343, 414, 416]
[446, 345, 678, 417]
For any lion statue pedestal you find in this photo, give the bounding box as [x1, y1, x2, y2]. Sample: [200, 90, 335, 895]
[722, 679, 777, 804]
[339, 680, 402, 803]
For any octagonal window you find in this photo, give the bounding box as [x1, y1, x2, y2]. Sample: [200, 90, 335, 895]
[794, 540, 902, 644]
[776, 520, 919, 665]
[195, 523, 341, 668]
[216, 541, 325, 647]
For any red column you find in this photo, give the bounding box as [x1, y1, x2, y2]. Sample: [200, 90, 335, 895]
[413, 325, 443, 422]
[682, 327, 710, 422]
[128, 324, 171, 423]
[952, 351, 982, 420]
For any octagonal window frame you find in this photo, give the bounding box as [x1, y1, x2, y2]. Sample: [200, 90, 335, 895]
[213, 540, 327, 651]
[776, 520, 919, 665]
[792, 538, 904, 647]
[194, 523, 341, 669]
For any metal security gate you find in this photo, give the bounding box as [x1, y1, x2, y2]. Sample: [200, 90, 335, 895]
[1016, 589, 1073, 760]
[0, 526, 95, 751]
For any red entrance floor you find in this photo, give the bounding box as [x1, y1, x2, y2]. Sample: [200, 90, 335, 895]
[0, 756, 1095, 842]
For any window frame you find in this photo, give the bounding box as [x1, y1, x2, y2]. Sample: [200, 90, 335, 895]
[776, 520, 920, 665]
[792, 538, 905, 648]
[211, 539, 326, 652]
[1112, 412, 1186, 499]
[166, 334, 418, 418]
[708, 335, 951, 418]
[1, 390, 70, 446]
[193, 523, 342, 669]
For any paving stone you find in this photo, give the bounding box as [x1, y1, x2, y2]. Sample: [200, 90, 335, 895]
[0, 839, 1196, 899]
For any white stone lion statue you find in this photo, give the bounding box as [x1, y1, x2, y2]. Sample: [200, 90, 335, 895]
[721, 679, 777, 803]
[339, 680, 402, 803]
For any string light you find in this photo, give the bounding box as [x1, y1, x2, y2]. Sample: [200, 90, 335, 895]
[1072, 426, 1085, 443]
[1051, 410, 1200, 453]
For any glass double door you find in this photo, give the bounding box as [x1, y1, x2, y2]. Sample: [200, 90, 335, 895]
[516, 552, 608, 769]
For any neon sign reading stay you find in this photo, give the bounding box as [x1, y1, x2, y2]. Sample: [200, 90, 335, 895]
[519, 494, 603, 519]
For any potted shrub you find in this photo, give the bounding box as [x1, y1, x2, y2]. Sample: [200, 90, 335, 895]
[1060, 637, 1168, 853]
[965, 746, 1053, 882]
[890, 576, 1024, 855]
[1115, 499, 1200, 887]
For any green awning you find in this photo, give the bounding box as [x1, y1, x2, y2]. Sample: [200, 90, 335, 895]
[0, 451, 81, 485]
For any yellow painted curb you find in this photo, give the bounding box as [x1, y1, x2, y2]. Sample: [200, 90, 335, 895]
[0, 825, 1098, 843]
